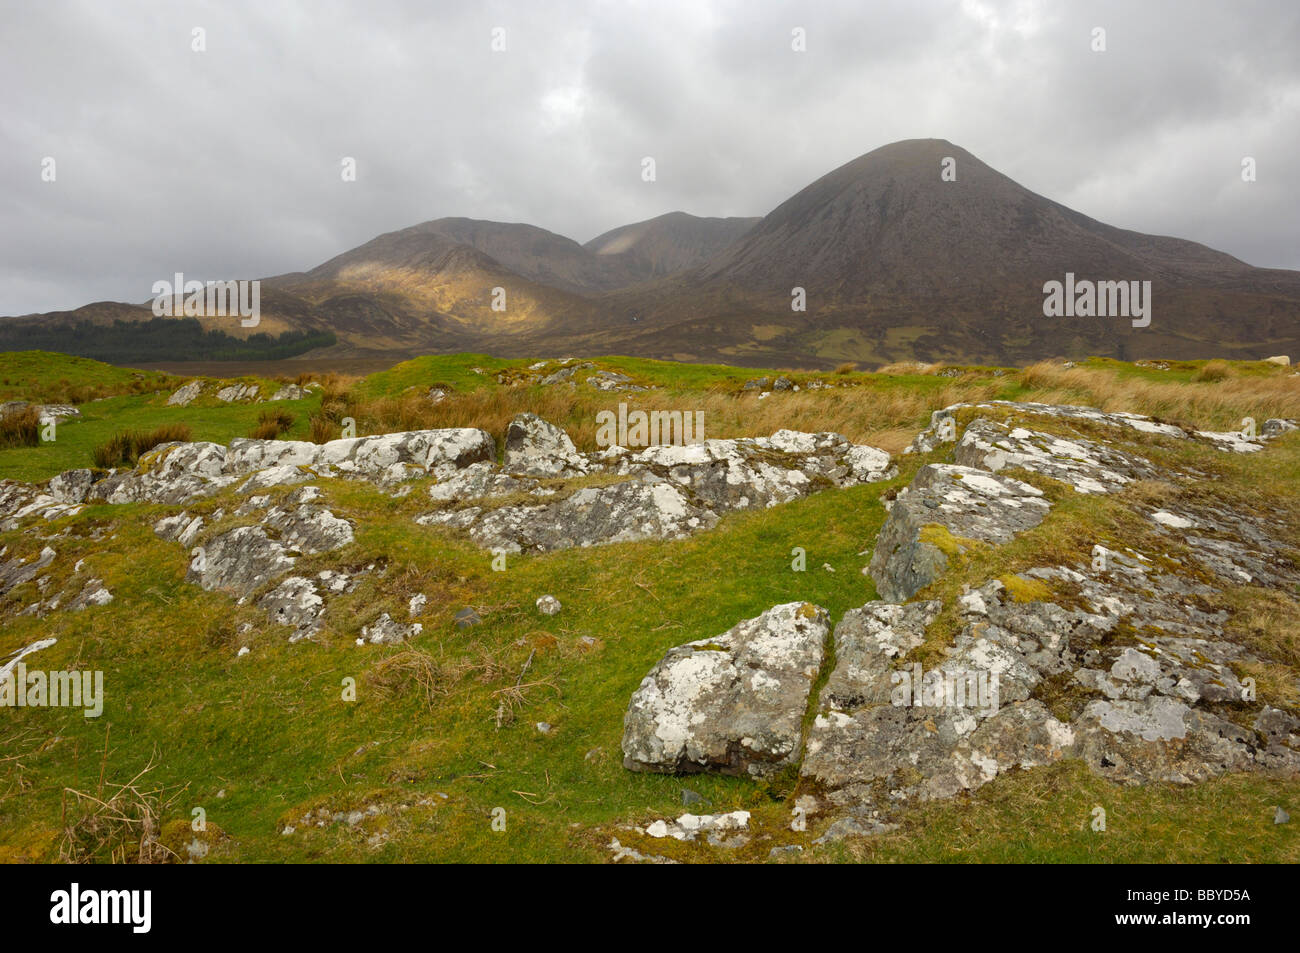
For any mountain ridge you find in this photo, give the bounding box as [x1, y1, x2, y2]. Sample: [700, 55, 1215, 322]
[7, 139, 1298, 368]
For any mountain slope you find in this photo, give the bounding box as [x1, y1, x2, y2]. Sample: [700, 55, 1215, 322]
[582, 139, 1300, 366]
[6, 140, 1298, 367]
[584, 211, 760, 282]
[308, 218, 621, 295]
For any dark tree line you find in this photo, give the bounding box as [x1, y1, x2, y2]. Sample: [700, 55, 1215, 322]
[0, 318, 336, 363]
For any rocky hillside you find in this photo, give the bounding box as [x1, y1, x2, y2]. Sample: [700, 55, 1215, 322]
[1, 352, 1298, 863]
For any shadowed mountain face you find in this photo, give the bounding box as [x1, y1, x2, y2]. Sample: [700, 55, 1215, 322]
[572, 139, 1300, 367]
[700, 139, 1257, 295]
[585, 212, 760, 283]
[9, 139, 1300, 367]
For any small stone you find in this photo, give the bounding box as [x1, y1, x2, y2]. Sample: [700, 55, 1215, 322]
[813, 816, 900, 844]
[536, 594, 561, 616]
[1275, 806, 1291, 824]
[361, 612, 422, 645]
[454, 607, 482, 629]
[681, 788, 707, 807]
[409, 593, 427, 618]
[536, 722, 553, 734]
[237, 646, 249, 657]
[166, 380, 205, 407]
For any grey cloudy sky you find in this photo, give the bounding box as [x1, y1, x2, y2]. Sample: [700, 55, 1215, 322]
[2, 0, 1297, 316]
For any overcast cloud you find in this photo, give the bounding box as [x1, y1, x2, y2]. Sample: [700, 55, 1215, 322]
[2, 0, 1297, 316]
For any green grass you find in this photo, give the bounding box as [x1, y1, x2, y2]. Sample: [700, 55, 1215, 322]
[0, 473, 897, 863]
[354, 352, 815, 400]
[1, 350, 1297, 863]
[0, 351, 174, 404]
[0, 386, 319, 482]
[355, 353, 528, 398]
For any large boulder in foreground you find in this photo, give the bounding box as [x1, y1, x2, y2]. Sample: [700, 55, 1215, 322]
[868, 464, 1050, 602]
[622, 602, 830, 778]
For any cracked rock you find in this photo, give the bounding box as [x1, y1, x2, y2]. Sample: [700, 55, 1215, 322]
[622, 602, 829, 778]
[869, 464, 1050, 602]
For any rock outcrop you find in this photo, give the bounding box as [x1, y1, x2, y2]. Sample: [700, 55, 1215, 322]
[503, 413, 590, 476]
[0, 413, 895, 645]
[166, 381, 205, 406]
[618, 398, 1300, 843]
[868, 464, 1050, 602]
[216, 383, 260, 403]
[622, 603, 830, 778]
[906, 400, 1286, 455]
[419, 419, 895, 554]
[952, 417, 1161, 493]
[1, 428, 496, 521]
[420, 475, 714, 553]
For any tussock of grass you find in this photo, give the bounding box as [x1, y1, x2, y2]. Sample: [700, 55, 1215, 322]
[91, 423, 193, 469]
[249, 409, 295, 440]
[0, 405, 40, 449]
[60, 754, 183, 864]
[1194, 359, 1233, 382]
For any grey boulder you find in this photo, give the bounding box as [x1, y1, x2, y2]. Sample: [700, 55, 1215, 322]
[622, 602, 830, 778]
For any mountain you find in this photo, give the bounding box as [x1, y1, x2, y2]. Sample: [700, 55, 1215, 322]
[6, 139, 1298, 367]
[584, 212, 760, 282]
[305, 218, 621, 295]
[266, 223, 608, 348]
[298, 213, 760, 294]
[564, 139, 1300, 366]
[257, 213, 761, 353]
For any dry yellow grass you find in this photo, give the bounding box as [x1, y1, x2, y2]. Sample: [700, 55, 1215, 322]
[1194, 359, 1233, 382]
[341, 378, 1006, 454]
[1020, 361, 1300, 430]
[329, 359, 1300, 455]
